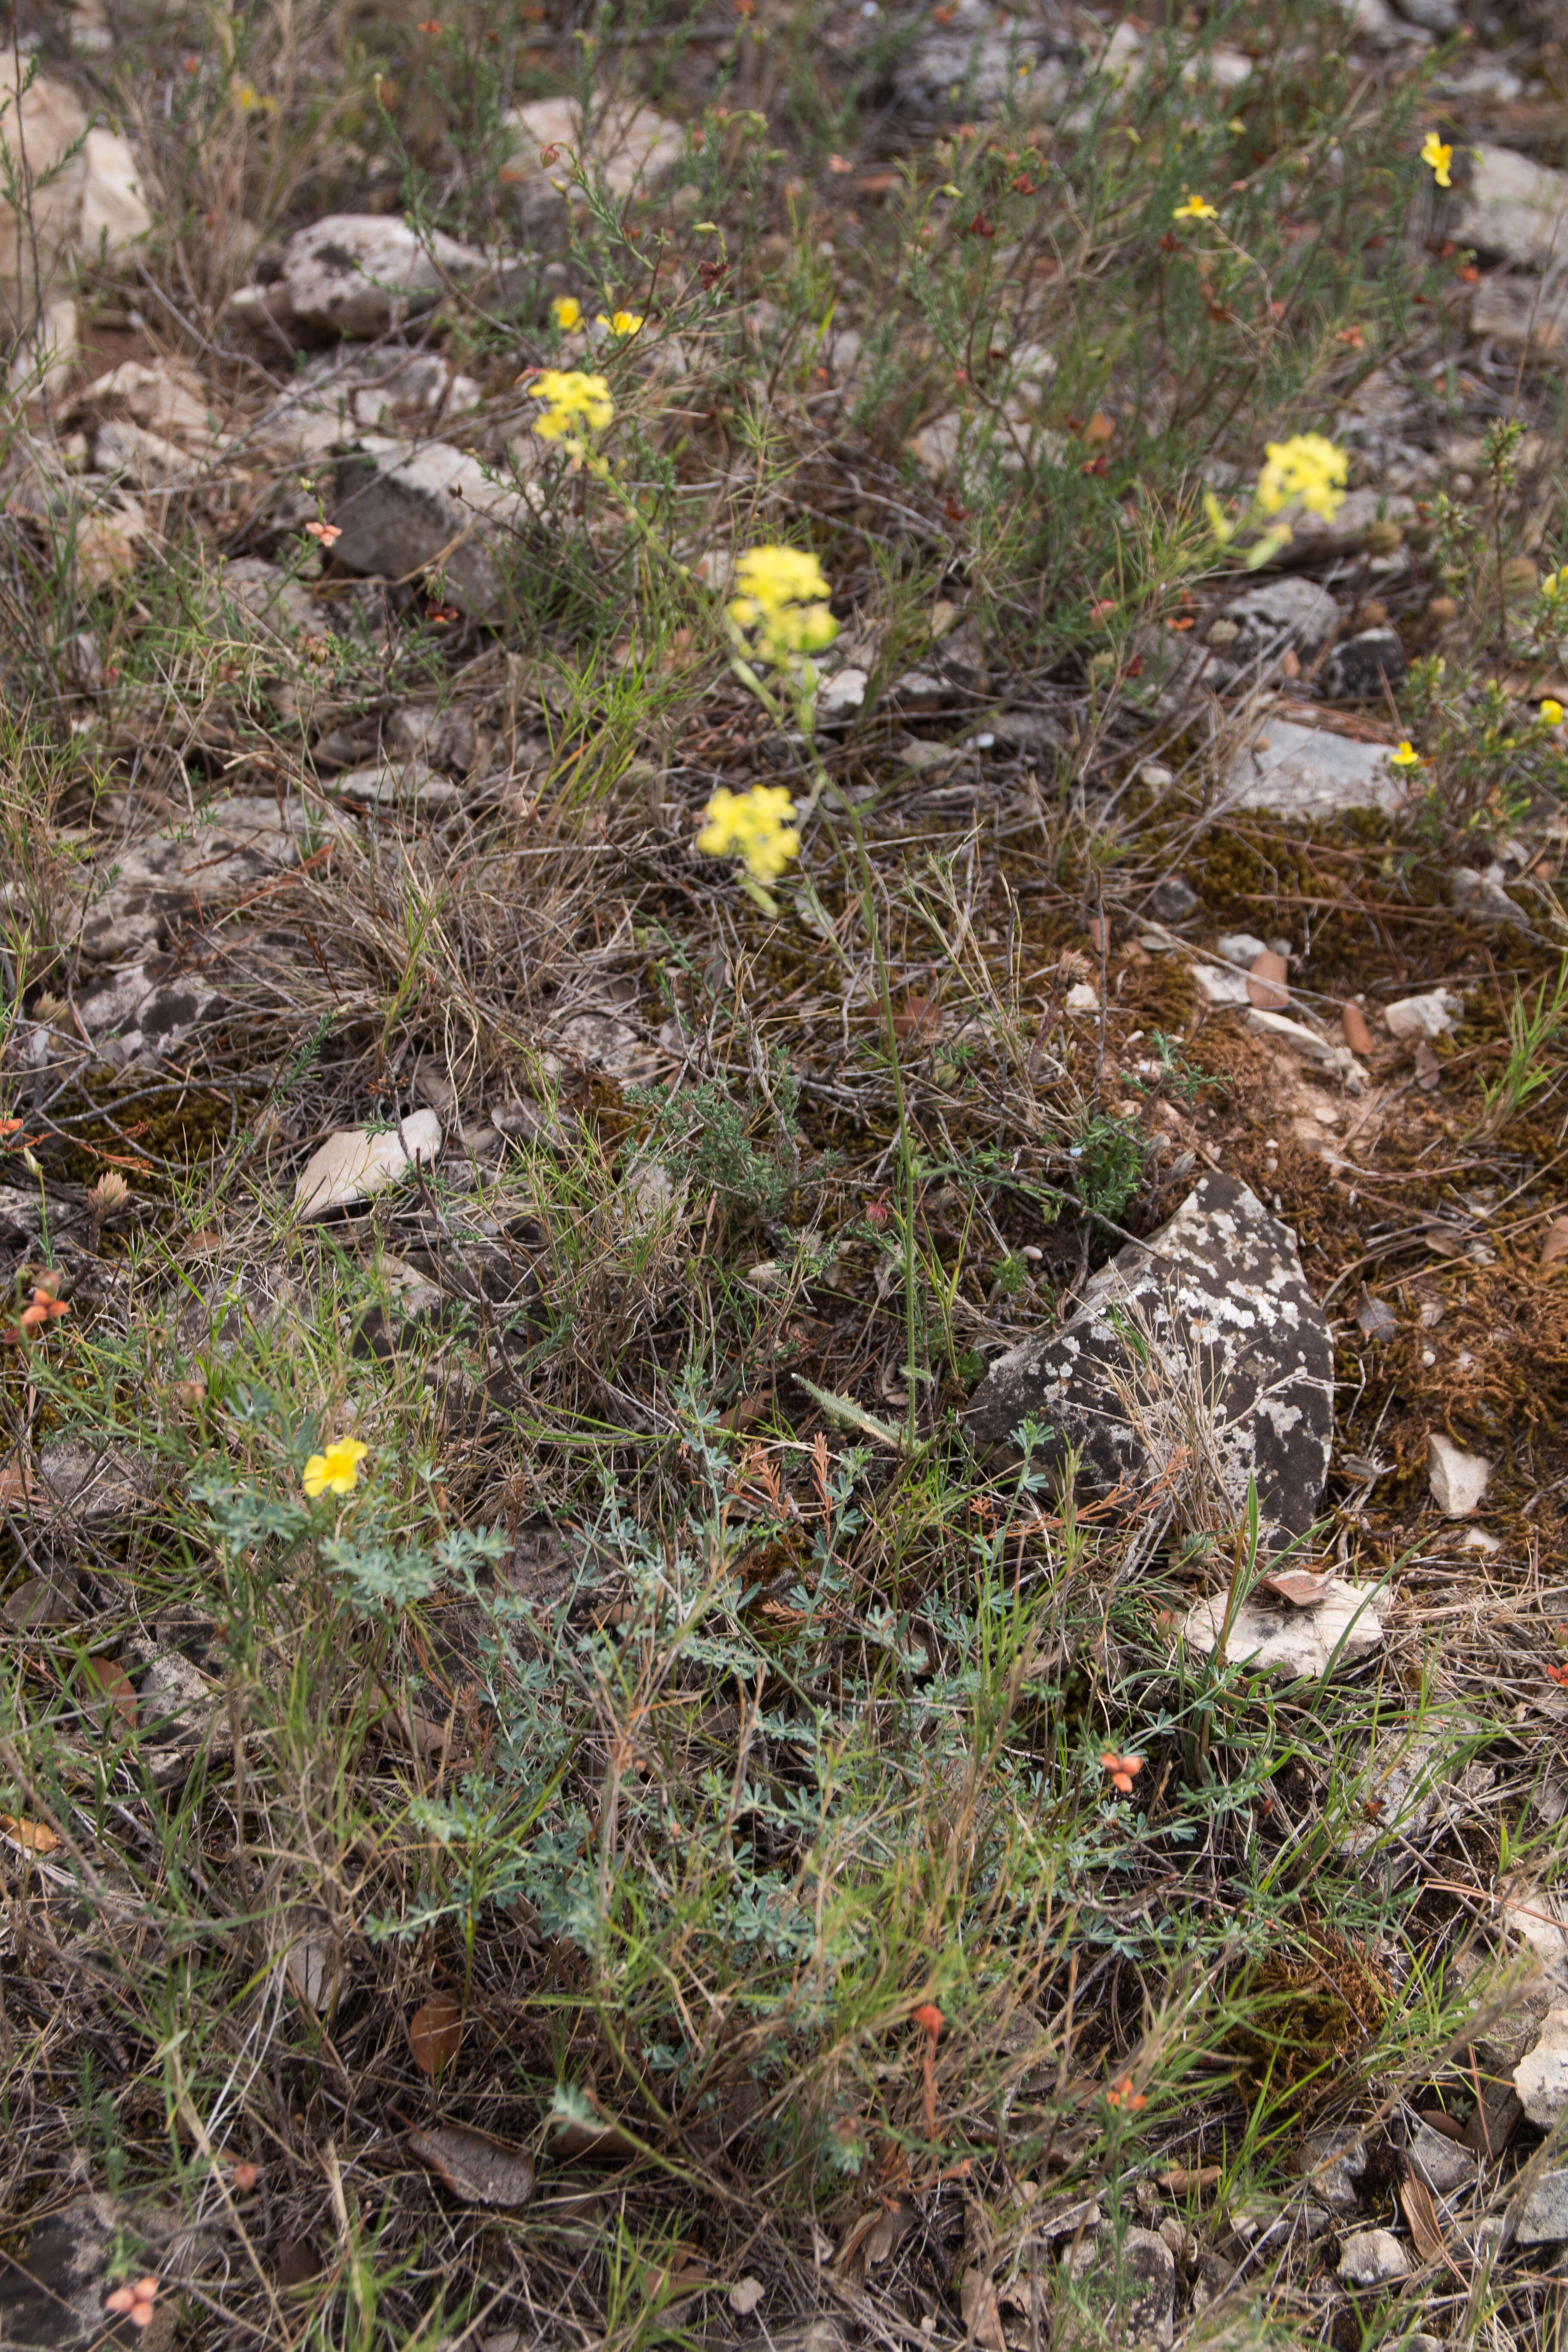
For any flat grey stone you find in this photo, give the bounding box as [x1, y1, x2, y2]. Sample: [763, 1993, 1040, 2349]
[75, 794, 307, 964]
[894, 0, 1063, 113]
[1324, 628, 1407, 701]
[1385, 989, 1459, 1039]
[1215, 576, 1341, 668]
[1149, 875, 1199, 923]
[1302, 2127, 1368, 2213]
[1406, 2121, 1477, 2196]
[964, 1173, 1334, 1542]
[1223, 718, 1405, 817]
[1428, 1431, 1491, 1516]
[1450, 865, 1533, 931]
[333, 436, 546, 622]
[1516, 2006, 1568, 2126]
[1516, 2168, 1568, 2244]
[280, 213, 488, 337]
[325, 757, 462, 814]
[1089, 2228, 1174, 2349]
[0, 2193, 129, 2349]
[203, 554, 318, 646]
[1183, 1575, 1384, 1677]
[75, 961, 217, 1061]
[1455, 147, 1568, 272]
[1471, 270, 1568, 355]
[502, 93, 684, 245]
[1338, 2227, 1411, 2286]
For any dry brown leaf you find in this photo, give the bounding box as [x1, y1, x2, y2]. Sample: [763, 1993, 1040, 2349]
[1262, 1568, 1340, 1608]
[551, 2113, 640, 2162]
[1247, 950, 1290, 1011]
[80, 1656, 137, 1733]
[893, 993, 939, 1043]
[1341, 1001, 1374, 1056]
[1083, 410, 1116, 446]
[0, 1813, 60, 1853]
[1400, 2175, 1448, 2266]
[1158, 2163, 1222, 2192]
[408, 1995, 464, 2077]
[960, 2266, 1007, 2352]
[407, 2122, 536, 2208]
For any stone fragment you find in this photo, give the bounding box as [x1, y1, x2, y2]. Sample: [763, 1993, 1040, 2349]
[1149, 876, 1199, 923]
[293, 1111, 443, 1217]
[818, 667, 868, 724]
[75, 357, 217, 447]
[1323, 628, 1408, 701]
[1065, 982, 1100, 1014]
[325, 758, 462, 814]
[1471, 272, 1568, 355]
[1428, 1431, 1491, 1517]
[504, 94, 684, 243]
[1243, 1007, 1367, 1089]
[37, 1441, 151, 1520]
[1540, 1218, 1568, 1273]
[1356, 1291, 1398, 1340]
[75, 794, 307, 965]
[893, 0, 1063, 116]
[1102, 2228, 1175, 2349]
[1406, 2121, 1476, 2197]
[1392, 0, 1458, 29]
[1190, 2251, 1234, 2313]
[75, 963, 217, 1063]
[1515, 2169, 1568, 2244]
[1216, 931, 1271, 965]
[204, 555, 319, 646]
[1223, 718, 1405, 817]
[1302, 2127, 1367, 2213]
[1515, 2008, 1568, 2127]
[1386, 989, 1460, 1040]
[333, 438, 545, 623]
[0, 2193, 123, 2349]
[1338, 2228, 1410, 2286]
[1183, 1577, 1384, 1677]
[965, 1174, 1334, 1541]
[1191, 964, 1249, 1007]
[1213, 576, 1341, 669]
[1454, 147, 1568, 272]
[0, 65, 150, 328]
[277, 214, 489, 337]
[1450, 866, 1532, 931]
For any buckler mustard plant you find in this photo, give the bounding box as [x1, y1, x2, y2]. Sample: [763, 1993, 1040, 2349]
[697, 786, 802, 883]
[726, 546, 839, 667]
[527, 368, 614, 456]
[1205, 430, 1349, 569]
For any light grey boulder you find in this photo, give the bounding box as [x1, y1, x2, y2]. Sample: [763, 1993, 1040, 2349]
[333, 437, 545, 622]
[1223, 718, 1406, 817]
[1516, 2169, 1568, 2245]
[1338, 2227, 1410, 2286]
[965, 1173, 1334, 1542]
[1213, 576, 1341, 671]
[75, 794, 308, 965]
[1454, 148, 1568, 272]
[279, 214, 489, 337]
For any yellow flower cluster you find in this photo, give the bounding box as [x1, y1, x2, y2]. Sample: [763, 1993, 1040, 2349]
[530, 368, 614, 443]
[303, 1436, 367, 1498]
[1172, 193, 1217, 221]
[597, 309, 644, 337]
[1421, 131, 1452, 190]
[1255, 433, 1348, 524]
[697, 786, 801, 882]
[550, 295, 582, 330]
[727, 545, 839, 666]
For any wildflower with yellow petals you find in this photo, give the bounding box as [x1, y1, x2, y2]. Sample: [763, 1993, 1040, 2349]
[1389, 741, 1422, 769]
[1420, 131, 1453, 190]
[1542, 699, 1565, 726]
[528, 368, 614, 452]
[303, 1437, 368, 1499]
[1172, 193, 1218, 221]
[596, 310, 644, 337]
[1255, 433, 1349, 524]
[697, 786, 801, 883]
[727, 545, 839, 668]
[550, 295, 582, 330]
[1541, 570, 1564, 602]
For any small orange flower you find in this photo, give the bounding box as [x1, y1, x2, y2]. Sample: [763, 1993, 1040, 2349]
[912, 2004, 944, 2038]
[105, 2277, 160, 2329]
[417, 16, 443, 29]
[305, 520, 341, 545]
[1101, 1752, 1144, 1795]
[1106, 2075, 1147, 2111]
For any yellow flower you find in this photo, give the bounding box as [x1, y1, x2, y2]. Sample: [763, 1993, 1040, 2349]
[303, 1437, 368, 1498]
[1389, 741, 1422, 768]
[697, 786, 801, 883]
[1172, 193, 1218, 221]
[529, 368, 614, 444]
[1541, 570, 1565, 601]
[726, 545, 839, 667]
[1255, 432, 1348, 524]
[551, 295, 582, 330]
[596, 309, 644, 337]
[1542, 699, 1565, 726]
[1421, 131, 1453, 190]
[233, 80, 276, 115]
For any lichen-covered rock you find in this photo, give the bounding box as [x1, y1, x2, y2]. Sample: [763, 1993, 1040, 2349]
[74, 794, 308, 965]
[963, 1174, 1333, 1541]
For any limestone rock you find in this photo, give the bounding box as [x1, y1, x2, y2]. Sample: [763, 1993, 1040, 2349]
[1302, 2127, 1367, 2213]
[964, 1174, 1334, 1542]
[1454, 147, 1568, 272]
[1385, 989, 1460, 1040]
[1095, 2228, 1175, 2350]
[1516, 2007, 1568, 2127]
[892, 0, 1062, 116]
[203, 555, 319, 647]
[0, 64, 150, 328]
[325, 758, 462, 814]
[1323, 628, 1408, 701]
[1450, 866, 1532, 931]
[278, 214, 489, 337]
[0, 2192, 123, 2349]
[1515, 2169, 1568, 2245]
[1223, 718, 1405, 817]
[293, 1110, 444, 1217]
[1183, 1576, 1384, 1678]
[504, 94, 683, 244]
[1338, 2227, 1410, 2286]
[1428, 1431, 1491, 1517]
[1149, 876, 1199, 923]
[75, 963, 217, 1064]
[1471, 271, 1568, 356]
[74, 357, 218, 447]
[1213, 576, 1340, 671]
[333, 437, 545, 623]
[76, 794, 308, 965]
[1243, 1007, 1368, 1090]
[1406, 2122, 1476, 2197]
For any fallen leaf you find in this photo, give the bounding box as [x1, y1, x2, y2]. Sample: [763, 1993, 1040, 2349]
[1341, 1001, 1374, 1056]
[893, 993, 939, 1043]
[729, 2276, 765, 2316]
[0, 1813, 60, 1853]
[1159, 2163, 1222, 2192]
[960, 2267, 1007, 2352]
[1247, 950, 1290, 1011]
[1540, 1217, 1568, 1274]
[1400, 2174, 1448, 2267]
[1083, 410, 1116, 446]
[551, 2114, 640, 2161]
[408, 1995, 465, 2077]
[1261, 1568, 1340, 1607]
[276, 2239, 321, 2287]
[408, 2122, 536, 2208]
[80, 1656, 137, 1734]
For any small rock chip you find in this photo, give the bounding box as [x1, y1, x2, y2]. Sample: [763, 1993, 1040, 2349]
[1224, 717, 1405, 817]
[1065, 981, 1100, 1014]
[277, 213, 489, 337]
[1182, 1577, 1384, 1678]
[1247, 949, 1290, 1010]
[965, 1175, 1334, 1542]
[1323, 628, 1409, 701]
[1216, 931, 1271, 965]
[1356, 1289, 1398, 1341]
[1515, 2007, 1568, 2127]
[1406, 2121, 1477, 2196]
[1385, 989, 1460, 1040]
[1103, 2227, 1175, 2350]
[1540, 1217, 1568, 1274]
[1338, 2227, 1411, 2287]
[292, 1110, 443, 1218]
[1514, 2167, 1568, 2244]
[1450, 865, 1532, 931]
[1149, 875, 1199, 923]
[1427, 1430, 1491, 1518]
[1341, 1001, 1375, 1056]
[408, 2122, 536, 2208]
